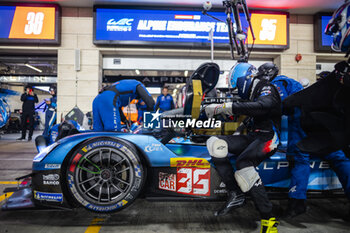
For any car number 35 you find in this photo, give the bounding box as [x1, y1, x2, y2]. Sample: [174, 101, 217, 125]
[177, 168, 210, 196]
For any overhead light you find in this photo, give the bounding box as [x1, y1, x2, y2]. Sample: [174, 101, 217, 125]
[33, 86, 50, 92]
[135, 69, 140, 75]
[25, 64, 42, 73]
[176, 84, 180, 88]
[184, 70, 188, 77]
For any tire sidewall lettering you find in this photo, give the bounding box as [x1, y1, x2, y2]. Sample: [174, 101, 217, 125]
[67, 139, 143, 212]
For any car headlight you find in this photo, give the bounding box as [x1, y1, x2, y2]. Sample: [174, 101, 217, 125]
[33, 142, 59, 162]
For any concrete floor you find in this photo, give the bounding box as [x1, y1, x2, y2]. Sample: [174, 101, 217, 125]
[0, 132, 350, 233]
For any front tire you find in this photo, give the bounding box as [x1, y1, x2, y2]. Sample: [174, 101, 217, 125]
[65, 137, 144, 213]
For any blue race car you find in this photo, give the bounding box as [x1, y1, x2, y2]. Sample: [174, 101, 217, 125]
[0, 88, 18, 130]
[2, 63, 345, 213]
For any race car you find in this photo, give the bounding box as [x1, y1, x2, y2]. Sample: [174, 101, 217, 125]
[0, 88, 18, 130]
[1, 63, 345, 213]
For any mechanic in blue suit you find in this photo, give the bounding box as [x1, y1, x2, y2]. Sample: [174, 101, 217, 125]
[155, 86, 174, 113]
[43, 87, 57, 137]
[136, 99, 147, 123]
[260, 63, 350, 217]
[93, 80, 155, 131]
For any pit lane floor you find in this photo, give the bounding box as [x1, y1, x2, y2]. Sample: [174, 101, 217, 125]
[0, 133, 349, 233]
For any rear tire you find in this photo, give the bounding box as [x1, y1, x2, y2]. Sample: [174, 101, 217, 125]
[65, 137, 145, 213]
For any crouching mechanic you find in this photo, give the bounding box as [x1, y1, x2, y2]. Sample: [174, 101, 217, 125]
[93, 80, 155, 131]
[205, 63, 281, 233]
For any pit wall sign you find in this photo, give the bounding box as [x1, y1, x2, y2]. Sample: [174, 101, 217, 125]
[0, 4, 60, 44]
[94, 7, 289, 50]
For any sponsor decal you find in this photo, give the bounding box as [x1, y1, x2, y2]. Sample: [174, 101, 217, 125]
[86, 200, 128, 212]
[42, 174, 60, 185]
[44, 164, 61, 169]
[43, 174, 59, 180]
[170, 158, 210, 168]
[144, 143, 163, 153]
[34, 191, 63, 202]
[256, 161, 331, 170]
[159, 172, 176, 192]
[158, 168, 210, 196]
[177, 168, 210, 196]
[214, 182, 227, 194]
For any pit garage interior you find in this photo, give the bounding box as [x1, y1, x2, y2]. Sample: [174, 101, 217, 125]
[0, 0, 350, 233]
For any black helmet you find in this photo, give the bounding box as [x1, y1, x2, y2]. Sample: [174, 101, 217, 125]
[258, 63, 279, 81]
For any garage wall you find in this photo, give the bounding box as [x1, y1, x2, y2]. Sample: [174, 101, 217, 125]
[0, 8, 345, 120]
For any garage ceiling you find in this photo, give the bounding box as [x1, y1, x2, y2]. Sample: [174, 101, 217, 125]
[7, 0, 345, 14]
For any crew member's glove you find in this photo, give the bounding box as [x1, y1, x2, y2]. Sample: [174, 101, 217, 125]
[334, 61, 350, 86]
[205, 103, 233, 119]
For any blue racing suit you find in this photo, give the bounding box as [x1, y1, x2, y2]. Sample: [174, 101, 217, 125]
[43, 95, 57, 137]
[155, 94, 174, 112]
[136, 99, 147, 123]
[272, 75, 350, 200]
[93, 80, 154, 131]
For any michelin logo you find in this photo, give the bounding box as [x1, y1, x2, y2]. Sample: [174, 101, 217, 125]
[34, 191, 63, 202]
[107, 18, 134, 31]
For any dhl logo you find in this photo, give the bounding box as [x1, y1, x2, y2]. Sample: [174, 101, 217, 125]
[170, 158, 210, 168]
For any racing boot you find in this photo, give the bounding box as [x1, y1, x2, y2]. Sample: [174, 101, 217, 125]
[214, 190, 245, 216]
[284, 198, 307, 218]
[260, 217, 279, 233]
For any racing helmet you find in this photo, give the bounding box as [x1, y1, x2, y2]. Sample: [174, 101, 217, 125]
[232, 63, 257, 100]
[229, 62, 256, 89]
[325, 1, 350, 52]
[257, 62, 279, 81]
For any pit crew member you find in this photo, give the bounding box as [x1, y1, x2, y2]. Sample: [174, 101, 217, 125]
[43, 86, 57, 137]
[18, 86, 38, 141]
[205, 62, 281, 233]
[93, 80, 154, 131]
[155, 86, 174, 112]
[260, 62, 350, 217]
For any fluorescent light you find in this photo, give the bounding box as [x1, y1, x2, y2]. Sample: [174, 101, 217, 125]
[33, 86, 50, 92]
[135, 69, 140, 75]
[25, 64, 42, 73]
[184, 70, 188, 77]
[146, 87, 161, 94]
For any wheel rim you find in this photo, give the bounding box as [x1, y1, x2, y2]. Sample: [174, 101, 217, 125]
[74, 147, 134, 205]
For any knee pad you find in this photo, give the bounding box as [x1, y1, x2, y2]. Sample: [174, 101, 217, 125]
[206, 136, 228, 158]
[235, 166, 260, 193]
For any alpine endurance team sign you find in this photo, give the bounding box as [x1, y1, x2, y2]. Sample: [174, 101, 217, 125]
[0, 4, 60, 44]
[94, 7, 289, 49]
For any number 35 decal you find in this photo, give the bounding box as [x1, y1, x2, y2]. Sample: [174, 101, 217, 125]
[25, 12, 44, 35]
[177, 168, 210, 196]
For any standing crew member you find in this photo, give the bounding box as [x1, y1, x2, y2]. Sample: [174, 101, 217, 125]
[18, 86, 38, 141]
[259, 62, 350, 217]
[155, 86, 174, 112]
[93, 80, 154, 131]
[205, 63, 281, 233]
[43, 87, 57, 137]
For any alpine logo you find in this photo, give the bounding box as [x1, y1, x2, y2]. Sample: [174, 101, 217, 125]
[107, 18, 134, 32]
